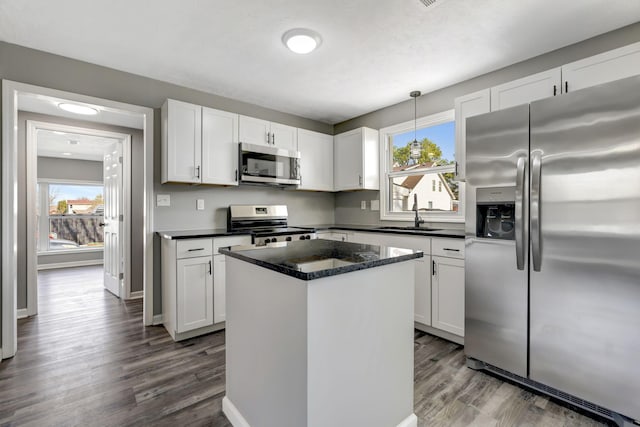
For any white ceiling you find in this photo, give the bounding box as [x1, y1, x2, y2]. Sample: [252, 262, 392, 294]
[1, 0, 640, 124]
[37, 128, 119, 162]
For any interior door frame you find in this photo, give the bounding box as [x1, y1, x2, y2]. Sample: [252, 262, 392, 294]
[2, 80, 155, 359]
[25, 120, 132, 315]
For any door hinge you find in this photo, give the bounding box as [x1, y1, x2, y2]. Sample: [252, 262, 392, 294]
[119, 214, 124, 222]
[119, 272, 124, 280]
[119, 156, 123, 164]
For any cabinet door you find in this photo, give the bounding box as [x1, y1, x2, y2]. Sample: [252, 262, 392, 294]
[239, 115, 271, 146]
[297, 129, 334, 191]
[317, 231, 349, 242]
[361, 127, 380, 190]
[202, 107, 239, 185]
[454, 89, 490, 181]
[270, 122, 298, 151]
[562, 41, 640, 93]
[176, 256, 213, 333]
[213, 255, 226, 324]
[163, 99, 202, 183]
[432, 256, 465, 336]
[334, 129, 363, 190]
[491, 68, 561, 111]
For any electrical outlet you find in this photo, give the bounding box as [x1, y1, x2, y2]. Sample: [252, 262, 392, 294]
[361, 200, 367, 210]
[197, 199, 205, 210]
[156, 194, 170, 207]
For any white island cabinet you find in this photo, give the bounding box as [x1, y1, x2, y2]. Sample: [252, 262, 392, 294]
[221, 239, 420, 427]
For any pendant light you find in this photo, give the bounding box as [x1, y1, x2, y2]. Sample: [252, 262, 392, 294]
[409, 91, 421, 162]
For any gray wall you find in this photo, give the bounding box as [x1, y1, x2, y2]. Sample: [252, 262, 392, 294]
[17, 110, 145, 309]
[37, 157, 104, 270]
[334, 22, 640, 227]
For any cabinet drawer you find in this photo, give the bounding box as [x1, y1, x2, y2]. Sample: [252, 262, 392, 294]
[176, 239, 213, 259]
[432, 238, 464, 259]
[213, 235, 252, 254]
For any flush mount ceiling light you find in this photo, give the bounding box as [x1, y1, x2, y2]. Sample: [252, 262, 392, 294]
[61, 152, 72, 156]
[282, 28, 322, 54]
[58, 103, 98, 115]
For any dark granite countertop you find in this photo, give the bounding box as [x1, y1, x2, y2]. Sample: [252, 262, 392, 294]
[220, 239, 423, 281]
[294, 224, 465, 239]
[157, 229, 252, 240]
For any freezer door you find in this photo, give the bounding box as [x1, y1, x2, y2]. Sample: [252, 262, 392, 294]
[529, 75, 640, 420]
[464, 104, 529, 377]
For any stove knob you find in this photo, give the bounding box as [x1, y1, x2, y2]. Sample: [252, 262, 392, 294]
[285, 236, 292, 242]
[305, 235, 311, 240]
[264, 238, 271, 244]
[272, 237, 278, 242]
[299, 235, 305, 240]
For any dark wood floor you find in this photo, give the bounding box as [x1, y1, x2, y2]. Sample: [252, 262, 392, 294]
[0, 266, 612, 426]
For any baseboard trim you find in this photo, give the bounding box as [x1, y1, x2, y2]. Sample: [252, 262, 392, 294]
[38, 259, 103, 270]
[397, 413, 418, 427]
[222, 396, 250, 427]
[128, 291, 143, 300]
[414, 322, 464, 345]
[152, 314, 163, 325]
[17, 308, 28, 319]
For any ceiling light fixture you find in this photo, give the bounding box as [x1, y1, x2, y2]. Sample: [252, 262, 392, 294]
[61, 152, 73, 156]
[53, 131, 66, 135]
[409, 91, 422, 162]
[68, 140, 79, 145]
[58, 103, 98, 115]
[282, 28, 322, 54]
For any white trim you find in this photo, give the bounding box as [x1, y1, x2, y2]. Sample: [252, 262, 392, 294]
[17, 309, 28, 320]
[222, 396, 251, 427]
[2, 80, 19, 359]
[2, 80, 155, 359]
[128, 291, 143, 300]
[378, 109, 465, 223]
[38, 248, 104, 256]
[37, 259, 104, 271]
[38, 178, 103, 185]
[152, 314, 164, 325]
[397, 414, 418, 427]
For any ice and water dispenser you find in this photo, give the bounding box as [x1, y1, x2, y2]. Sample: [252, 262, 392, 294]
[476, 187, 516, 240]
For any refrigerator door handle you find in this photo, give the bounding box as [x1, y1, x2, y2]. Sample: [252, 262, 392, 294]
[515, 156, 526, 270]
[531, 151, 542, 271]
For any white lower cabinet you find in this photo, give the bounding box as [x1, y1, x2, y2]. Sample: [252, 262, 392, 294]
[176, 256, 213, 333]
[162, 234, 251, 341]
[317, 231, 350, 242]
[431, 256, 465, 337]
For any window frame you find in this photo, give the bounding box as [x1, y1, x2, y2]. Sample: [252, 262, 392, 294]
[37, 178, 105, 255]
[378, 109, 464, 222]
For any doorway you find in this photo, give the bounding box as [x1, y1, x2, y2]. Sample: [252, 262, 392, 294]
[25, 121, 132, 317]
[2, 80, 155, 359]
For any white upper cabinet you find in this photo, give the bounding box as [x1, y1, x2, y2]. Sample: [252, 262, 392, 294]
[202, 107, 239, 185]
[454, 89, 490, 181]
[334, 127, 379, 191]
[162, 99, 202, 184]
[562, 41, 640, 93]
[238, 115, 298, 151]
[297, 128, 334, 191]
[162, 99, 239, 186]
[490, 67, 561, 111]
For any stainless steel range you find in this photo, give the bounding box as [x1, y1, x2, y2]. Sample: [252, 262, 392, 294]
[228, 205, 315, 246]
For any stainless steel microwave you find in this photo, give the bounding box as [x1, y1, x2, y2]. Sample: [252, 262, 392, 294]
[239, 143, 301, 185]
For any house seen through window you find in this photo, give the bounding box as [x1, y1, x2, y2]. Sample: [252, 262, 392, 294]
[37, 182, 105, 252]
[385, 116, 459, 217]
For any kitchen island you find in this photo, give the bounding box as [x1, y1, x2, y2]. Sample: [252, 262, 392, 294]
[220, 239, 423, 427]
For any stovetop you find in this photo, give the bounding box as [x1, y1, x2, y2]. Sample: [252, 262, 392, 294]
[244, 227, 313, 237]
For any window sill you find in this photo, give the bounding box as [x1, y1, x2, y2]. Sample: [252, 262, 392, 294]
[379, 214, 464, 223]
[38, 248, 104, 256]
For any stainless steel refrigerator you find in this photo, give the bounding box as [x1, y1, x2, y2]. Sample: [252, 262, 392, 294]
[464, 75, 640, 425]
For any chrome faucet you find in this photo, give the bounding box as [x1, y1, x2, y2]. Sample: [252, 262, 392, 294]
[412, 194, 425, 228]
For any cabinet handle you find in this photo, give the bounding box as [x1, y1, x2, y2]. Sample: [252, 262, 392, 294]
[272, 133, 276, 145]
[443, 248, 460, 252]
[188, 248, 205, 252]
[565, 81, 568, 93]
[455, 162, 458, 177]
[235, 169, 238, 181]
[195, 165, 200, 179]
[553, 84, 557, 96]
[359, 175, 363, 186]
[209, 260, 212, 275]
[432, 260, 436, 276]
[267, 132, 272, 145]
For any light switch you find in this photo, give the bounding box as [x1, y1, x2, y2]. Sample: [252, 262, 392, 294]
[197, 199, 205, 210]
[371, 200, 380, 211]
[156, 194, 170, 207]
[361, 200, 367, 210]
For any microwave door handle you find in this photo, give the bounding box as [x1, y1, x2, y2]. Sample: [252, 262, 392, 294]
[531, 151, 542, 272]
[515, 156, 526, 270]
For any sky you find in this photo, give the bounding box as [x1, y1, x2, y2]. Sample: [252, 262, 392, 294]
[49, 184, 103, 204]
[393, 121, 455, 162]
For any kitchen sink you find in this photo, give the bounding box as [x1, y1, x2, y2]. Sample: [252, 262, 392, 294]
[376, 226, 442, 232]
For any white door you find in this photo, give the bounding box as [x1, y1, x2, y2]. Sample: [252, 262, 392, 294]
[334, 130, 362, 190]
[297, 129, 333, 191]
[270, 122, 298, 151]
[238, 115, 271, 146]
[490, 67, 561, 111]
[431, 256, 465, 336]
[177, 256, 214, 332]
[164, 99, 202, 183]
[202, 107, 239, 185]
[103, 142, 123, 297]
